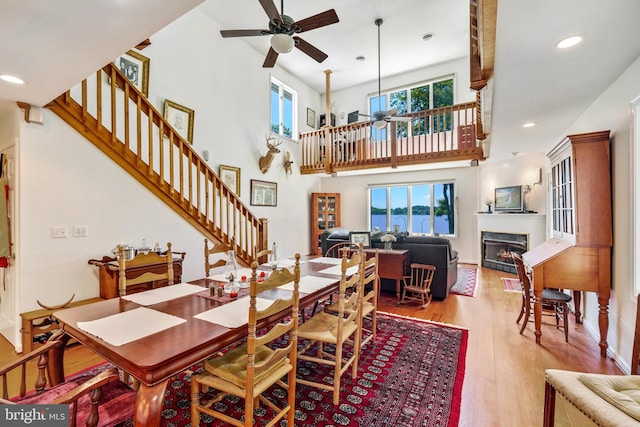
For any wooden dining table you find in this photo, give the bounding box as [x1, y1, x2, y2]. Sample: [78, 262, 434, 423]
[53, 256, 345, 426]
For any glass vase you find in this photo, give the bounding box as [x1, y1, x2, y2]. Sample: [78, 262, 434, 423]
[384, 242, 393, 250]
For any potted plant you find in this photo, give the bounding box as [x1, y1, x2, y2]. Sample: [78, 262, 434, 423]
[381, 233, 397, 250]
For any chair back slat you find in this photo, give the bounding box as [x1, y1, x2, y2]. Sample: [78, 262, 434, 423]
[118, 242, 173, 296]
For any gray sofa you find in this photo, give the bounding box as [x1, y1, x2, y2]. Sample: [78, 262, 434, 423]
[320, 227, 459, 300]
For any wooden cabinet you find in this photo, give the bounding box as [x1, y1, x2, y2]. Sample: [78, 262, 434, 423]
[310, 193, 340, 255]
[88, 253, 185, 299]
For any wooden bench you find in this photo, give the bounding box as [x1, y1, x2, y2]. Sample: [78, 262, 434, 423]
[20, 297, 102, 353]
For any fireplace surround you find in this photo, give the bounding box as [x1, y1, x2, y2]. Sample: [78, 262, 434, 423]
[481, 231, 528, 274]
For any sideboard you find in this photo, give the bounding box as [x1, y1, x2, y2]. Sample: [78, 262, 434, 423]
[88, 252, 185, 299]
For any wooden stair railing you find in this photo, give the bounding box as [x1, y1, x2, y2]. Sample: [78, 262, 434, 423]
[299, 101, 485, 174]
[46, 63, 267, 265]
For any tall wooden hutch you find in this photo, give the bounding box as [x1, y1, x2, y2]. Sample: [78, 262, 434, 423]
[310, 193, 340, 255]
[523, 130, 612, 357]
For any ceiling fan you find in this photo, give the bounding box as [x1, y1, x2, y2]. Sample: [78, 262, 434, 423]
[219, 0, 339, 68]
[359, 18, 412, 129]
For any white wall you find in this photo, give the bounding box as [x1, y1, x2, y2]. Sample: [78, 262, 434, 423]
[4, 6, 325, 350]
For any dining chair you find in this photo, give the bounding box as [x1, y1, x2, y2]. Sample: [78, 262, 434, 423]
[117, 242, 173, 297]
[296, 249, 362, 405]
[512, 252, 572, 342]
[204, 238, 230, 277]
[0, 330, 136, 427]
[400, 263, 436, 308]
[191, 254, 301, 427]
[326, 245, 379, 348]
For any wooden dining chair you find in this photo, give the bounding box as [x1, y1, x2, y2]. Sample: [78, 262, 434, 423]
[296, 249, 362, 405]
[512, 252, 572, 342]
[400, 263, 436, 308]
[191, 254, 301, 427]
[117, 242, 173, 297]
[0, 330, 136, 427]
[204, 238, 230, 277]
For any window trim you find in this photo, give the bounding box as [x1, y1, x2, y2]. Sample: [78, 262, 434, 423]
[270, 76, 298, 140]
[367, 74, 456, 116]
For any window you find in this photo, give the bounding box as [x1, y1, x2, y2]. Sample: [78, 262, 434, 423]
[270, 77, 297, 139]
[368, 76, 454, 138]
[369, 182, 456, 236]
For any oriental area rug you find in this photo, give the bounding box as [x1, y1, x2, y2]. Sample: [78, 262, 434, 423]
[110, 312, 468, 427]
[502, 277, 522, 292]
[449, 267, 478, 297]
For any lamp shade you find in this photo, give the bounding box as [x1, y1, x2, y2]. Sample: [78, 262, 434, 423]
[374, 119, 387, 129]
[271, 34, 294, 54]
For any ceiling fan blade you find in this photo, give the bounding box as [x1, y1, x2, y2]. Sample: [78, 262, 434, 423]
[263, 48, 279, 68]
[259, 0, 283, 25]
[220, 29, 269, 38]
[358, 112, 373, 118]
[293, 9, 339, 33]
[293, 37, 328, 63]
[385, 108, 398, 116]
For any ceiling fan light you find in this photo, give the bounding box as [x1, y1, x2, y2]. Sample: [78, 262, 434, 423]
[374, 120, 387, 129]
[271, 34, 294, 54]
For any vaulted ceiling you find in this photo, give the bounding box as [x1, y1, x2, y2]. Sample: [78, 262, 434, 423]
[1, 0, 640, 164]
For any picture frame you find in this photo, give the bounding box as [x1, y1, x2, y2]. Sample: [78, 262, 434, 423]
[114, 50, 149, 96]
[349, 231, 371, 248]
[219, 165, 241, 196]
[306, 107, 316, 128]
[164, 99, 194, 144]
[250, 179, 277, 207]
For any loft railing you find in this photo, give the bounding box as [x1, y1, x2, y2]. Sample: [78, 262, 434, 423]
[299, 101, 485, 174]
[47, 63, 267, 265]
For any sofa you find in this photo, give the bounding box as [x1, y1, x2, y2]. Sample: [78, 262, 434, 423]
[320, 227, 459, 300]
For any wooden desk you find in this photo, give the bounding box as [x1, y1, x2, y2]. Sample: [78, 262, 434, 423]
[54, 258, 342, 426]
[88, 253, 185, 299]
[359, 249, 410, 303]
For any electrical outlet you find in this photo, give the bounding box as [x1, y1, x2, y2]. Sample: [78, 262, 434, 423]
[51, 226, 68, 238]
[73, 226, 89, 237]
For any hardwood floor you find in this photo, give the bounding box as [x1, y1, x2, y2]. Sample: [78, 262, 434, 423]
[0, 265, 617, 426]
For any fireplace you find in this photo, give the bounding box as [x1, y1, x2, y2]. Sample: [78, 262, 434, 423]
[481, 231, 528, 274]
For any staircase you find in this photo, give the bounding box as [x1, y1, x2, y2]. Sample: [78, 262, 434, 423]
[47, 63, 267, 265]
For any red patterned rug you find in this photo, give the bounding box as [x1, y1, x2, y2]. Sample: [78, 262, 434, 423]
[502, 277, 522, 292]
[449, 267, 478, 297]
[106, 312, 467, 426]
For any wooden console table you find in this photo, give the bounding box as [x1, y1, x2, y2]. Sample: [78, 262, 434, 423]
[88, 253, 185, 299]
[357, 248, 410, 303]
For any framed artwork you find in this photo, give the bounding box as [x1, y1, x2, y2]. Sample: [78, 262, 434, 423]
[349, 231, 371, 248]
[114, 50, 149, 96]
[250, 179, 277, 206]
[220, 165, 241, 196]
[306, 108, 316, 128]
[164, 100, 194, 143]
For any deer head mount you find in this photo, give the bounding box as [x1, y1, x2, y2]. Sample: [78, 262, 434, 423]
[259, 133, 282, 174]
[283, 151, 294, 177]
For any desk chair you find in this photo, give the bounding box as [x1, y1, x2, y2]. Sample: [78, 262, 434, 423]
[297, 249, 362, 405]
[0, 330, 136, 427]
[400, 263, 435, 308]
[117, 242, 173, 297]
[512, 252, 572, 342]
[543, 293, 640, 426]
[204, 238, 230, 277]
[191, 255, 301, 427]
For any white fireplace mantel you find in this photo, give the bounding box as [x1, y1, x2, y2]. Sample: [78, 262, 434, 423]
[475, 213, 547, 251]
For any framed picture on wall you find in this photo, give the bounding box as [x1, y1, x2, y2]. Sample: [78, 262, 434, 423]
[306, 108, 316, 128]
[219, 165, 240, 196]
[164, 99, 195, 143]
[114, 50, 150, 96]
[250, 179, 277, 206]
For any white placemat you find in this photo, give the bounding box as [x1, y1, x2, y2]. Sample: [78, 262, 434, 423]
[208, 267, 255, 282]
[260, 257, 307, 268]
[317, 264, 359, 276]
[308, 257, 343, 265]
[194, 297, 273, 328]
[77, 307, 186, 346]
[278, 275, 337, 293]
[121, 283, 204, 306]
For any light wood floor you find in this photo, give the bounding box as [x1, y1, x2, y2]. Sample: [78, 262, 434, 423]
[1, 265, 619, 426]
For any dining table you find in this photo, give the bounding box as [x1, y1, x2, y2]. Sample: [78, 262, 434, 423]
[53, 256, 352, 426]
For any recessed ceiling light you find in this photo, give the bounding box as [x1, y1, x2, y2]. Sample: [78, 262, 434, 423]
[523, 122, 536, 128]
[555, 35, 582, 49]
[0, 74, 25, 85]
[422, 33, 434, 41]
[355, 55, 365, 62]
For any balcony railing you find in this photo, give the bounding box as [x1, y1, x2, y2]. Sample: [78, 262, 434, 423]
[299, 102, 485, 174]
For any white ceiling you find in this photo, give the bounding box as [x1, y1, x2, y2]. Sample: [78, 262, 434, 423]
[1, 0, 640, 164]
